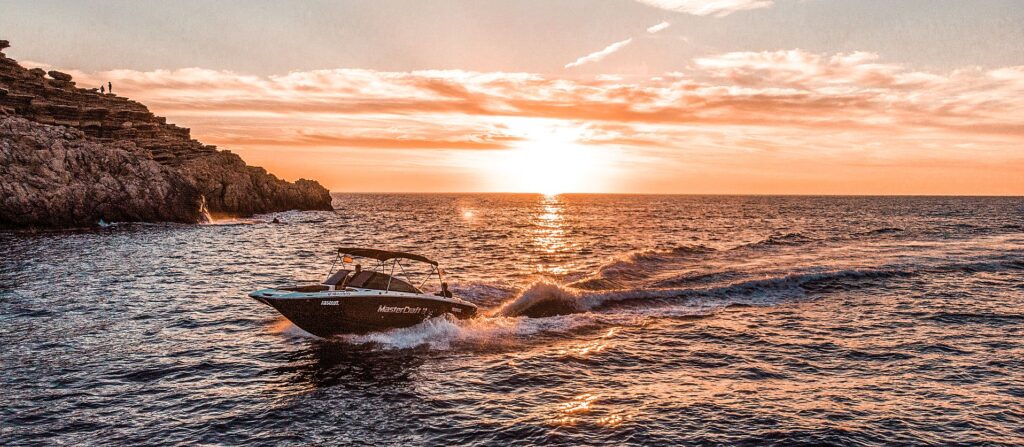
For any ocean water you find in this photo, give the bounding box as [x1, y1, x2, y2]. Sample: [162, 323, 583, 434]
[2, 194, 1023, 446]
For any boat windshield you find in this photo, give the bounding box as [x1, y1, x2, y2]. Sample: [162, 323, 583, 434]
[347, 271, 422, 294]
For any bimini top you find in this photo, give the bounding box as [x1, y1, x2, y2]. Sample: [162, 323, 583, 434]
[337, 247, 438, 266]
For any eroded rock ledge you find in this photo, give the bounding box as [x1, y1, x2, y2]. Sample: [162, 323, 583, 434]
[0, 39, 332, 228]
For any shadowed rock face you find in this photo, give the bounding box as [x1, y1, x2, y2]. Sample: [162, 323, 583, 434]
[0, 116, 204, 226]
[0, 39, 332, 228]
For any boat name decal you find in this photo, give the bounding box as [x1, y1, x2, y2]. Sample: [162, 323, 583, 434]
[321, 300, 339, 306]
[378, 305, 430, 315]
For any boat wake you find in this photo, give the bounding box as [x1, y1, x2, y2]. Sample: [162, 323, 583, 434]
[318, 233, 1024, 350]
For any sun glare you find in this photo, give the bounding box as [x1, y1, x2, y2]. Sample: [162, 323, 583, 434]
[483, 120, 614, 194]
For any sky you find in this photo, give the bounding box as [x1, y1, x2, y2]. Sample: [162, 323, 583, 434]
[2, 0, 1023, 194]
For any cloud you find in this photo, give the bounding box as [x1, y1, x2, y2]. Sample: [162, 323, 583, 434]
[564, 20, 669, 71]
[68, 51, 1024, 142]
[215, 133, 518, 149]
[59, 50, 1024, 193]
[634, 0, 774, 17]
[646, 21, 671, 34]
[564, 38, 634, 69]
[187, 118, 521, 150]
[63, 49, 1024, 193]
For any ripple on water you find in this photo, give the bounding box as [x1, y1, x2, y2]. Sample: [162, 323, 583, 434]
[2, 195, 1024, 445]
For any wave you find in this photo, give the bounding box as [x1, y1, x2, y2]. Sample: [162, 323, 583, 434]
[730, 226, 918, 250]
[567, 245, 715, 290]
[852, 227, 904, 237]
[738, 232, 813, 249]
[453, 282, 520, 308]
[494, 259, 1024, 319]
[648, 270, 737, 288]
[926, 311, 1024, 326]
[492, 281, 583, 318]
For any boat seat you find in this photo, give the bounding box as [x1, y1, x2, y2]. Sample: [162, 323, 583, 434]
[323, 269, 352, 288]
[346, 271, 375, 288]
[345, 271, 422, 293]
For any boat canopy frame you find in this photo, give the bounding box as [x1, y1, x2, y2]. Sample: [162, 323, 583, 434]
[335, 247, 438, 266]
[328, 247, 447, 293]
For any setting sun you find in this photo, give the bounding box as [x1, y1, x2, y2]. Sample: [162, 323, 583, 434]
[482, 119, 617, 194]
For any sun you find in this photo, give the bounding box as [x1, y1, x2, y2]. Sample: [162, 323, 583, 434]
[483, 119, 614, 194]
[495, 144, 591, 195]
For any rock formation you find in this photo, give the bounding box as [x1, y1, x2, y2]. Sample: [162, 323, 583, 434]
[0, 39, 332, 228]
[0, 116, 204, 226]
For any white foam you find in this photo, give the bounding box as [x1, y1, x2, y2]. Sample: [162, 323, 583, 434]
[339, 312, 599, 350]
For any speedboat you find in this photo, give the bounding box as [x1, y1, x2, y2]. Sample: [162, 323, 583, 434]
[249, 247, 478, 337]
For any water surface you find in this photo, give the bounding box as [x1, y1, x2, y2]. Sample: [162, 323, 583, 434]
[2, 195, 1023, 445]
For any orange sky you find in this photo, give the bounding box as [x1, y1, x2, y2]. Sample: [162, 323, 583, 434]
[9, 1, 1024, 194]
[57, 55, 1023, 195]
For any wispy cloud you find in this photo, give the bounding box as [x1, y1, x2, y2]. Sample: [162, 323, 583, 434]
[565, 21, 670, 70]
[634, 0, 774, 17]
[564, 38, 634, 69]
[646, 21, 671, 34]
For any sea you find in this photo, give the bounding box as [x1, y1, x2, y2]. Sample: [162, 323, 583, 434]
[2, 194, 1023, 446]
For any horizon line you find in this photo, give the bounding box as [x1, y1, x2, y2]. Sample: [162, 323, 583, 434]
[326, 191, 1024, 198]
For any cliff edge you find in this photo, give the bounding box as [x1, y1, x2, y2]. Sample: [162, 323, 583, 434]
[0, 39, 333, 228]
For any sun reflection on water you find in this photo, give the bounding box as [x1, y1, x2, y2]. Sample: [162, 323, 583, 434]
[267, 316, 295, 334]
[560, 327, 618, 357]
[549, 390, 634, 429]
[532, 194, 573, 274]
[559, 393, 598, 414]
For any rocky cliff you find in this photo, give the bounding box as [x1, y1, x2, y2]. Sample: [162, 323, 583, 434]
[0, 39, 333, 228]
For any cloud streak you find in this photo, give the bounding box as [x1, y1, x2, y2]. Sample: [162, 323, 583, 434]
[564, 20, 670, 71]
[564, 38, 634, 69]
[634, 0, 774, 17]
[646, 21, 671, 33]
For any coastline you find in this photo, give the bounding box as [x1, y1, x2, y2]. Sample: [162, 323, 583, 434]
[0, 39, 332, 229]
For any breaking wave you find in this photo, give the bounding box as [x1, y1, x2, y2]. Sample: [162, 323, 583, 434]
[568, 245, 715, 290]
[492, 281, 582, 318]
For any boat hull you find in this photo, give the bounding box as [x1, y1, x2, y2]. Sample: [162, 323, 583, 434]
[251, 291, 477, 337]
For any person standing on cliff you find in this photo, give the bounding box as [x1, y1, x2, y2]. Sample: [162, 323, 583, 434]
[100, 85, 105, 94]
[108, 81, 113, 94]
